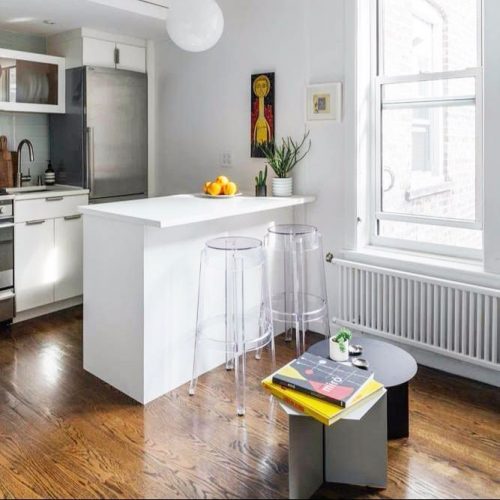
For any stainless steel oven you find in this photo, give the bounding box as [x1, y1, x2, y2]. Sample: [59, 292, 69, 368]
[0, 198, 14, 323]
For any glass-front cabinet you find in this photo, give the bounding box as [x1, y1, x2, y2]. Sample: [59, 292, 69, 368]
[0, 49, 65, 113]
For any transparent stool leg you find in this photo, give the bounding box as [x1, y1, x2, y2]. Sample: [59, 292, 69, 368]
[225, 249, 235, 371]
[233, 251, 246, 416]
[270, 330, 276, 372]
[294, 317, 301, 357]
[323, 313, 331, 338]
[189, 253, 207, 396]
[234, 348, 246, 416]
[297, 236, 307, 353]
[284, 245, 293, 342]
[301, 315, 307, 353]
[188, 329, 199, 396]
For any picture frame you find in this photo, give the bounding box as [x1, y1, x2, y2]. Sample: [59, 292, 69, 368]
[306, 82, 342, 122]
[251, 72, 275, 158]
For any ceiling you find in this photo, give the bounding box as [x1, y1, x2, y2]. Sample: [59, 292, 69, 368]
[0, 0, 169, 40]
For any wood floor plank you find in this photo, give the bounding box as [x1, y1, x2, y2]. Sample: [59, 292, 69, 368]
[0, 306, 498, 499]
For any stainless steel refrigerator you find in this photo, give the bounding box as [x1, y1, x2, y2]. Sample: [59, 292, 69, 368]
[50, 66, 148, 203]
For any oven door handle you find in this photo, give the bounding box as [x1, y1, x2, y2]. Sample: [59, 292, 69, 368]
[0, 222, 14, 229]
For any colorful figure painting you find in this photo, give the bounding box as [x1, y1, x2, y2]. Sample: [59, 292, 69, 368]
[251, 73, 275, 158]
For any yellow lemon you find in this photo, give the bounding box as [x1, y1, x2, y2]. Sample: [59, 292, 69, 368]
[216, 175, 230, 187]
[203, 181, 211, 194]
[207, 182, 223, 196]
[223, 182, 238, 196]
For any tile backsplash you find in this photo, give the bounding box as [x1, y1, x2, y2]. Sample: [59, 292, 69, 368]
[0, 111, 50, 183]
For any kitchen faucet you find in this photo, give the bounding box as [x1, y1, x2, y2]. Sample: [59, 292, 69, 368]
[16, 139, 34, 187]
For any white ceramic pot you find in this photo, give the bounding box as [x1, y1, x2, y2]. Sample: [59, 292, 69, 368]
[272, 177, 293, 197]
[329, 338, 350, 362]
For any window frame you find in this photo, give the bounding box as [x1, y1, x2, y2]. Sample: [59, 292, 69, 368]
[371, 0, 484, 259]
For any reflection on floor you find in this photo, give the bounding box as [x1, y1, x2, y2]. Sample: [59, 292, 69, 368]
[0, 306, 498, 499]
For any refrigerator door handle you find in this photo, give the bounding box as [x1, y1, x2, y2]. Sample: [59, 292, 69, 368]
[86, 127, 95, 193]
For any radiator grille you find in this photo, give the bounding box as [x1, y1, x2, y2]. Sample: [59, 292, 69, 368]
[335, 260, 500, 369]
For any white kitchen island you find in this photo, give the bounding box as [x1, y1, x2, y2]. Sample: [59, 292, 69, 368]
[80, 194, 314, 404]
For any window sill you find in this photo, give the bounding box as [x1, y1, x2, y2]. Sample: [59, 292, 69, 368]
[339, 246, 500, 290]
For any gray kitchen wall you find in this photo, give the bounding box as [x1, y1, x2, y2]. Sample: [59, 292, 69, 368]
[0, 30, 50, 183]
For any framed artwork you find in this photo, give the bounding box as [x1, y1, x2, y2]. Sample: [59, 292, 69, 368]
[306, 83, 342, 122]
[251, 72, 275, 158]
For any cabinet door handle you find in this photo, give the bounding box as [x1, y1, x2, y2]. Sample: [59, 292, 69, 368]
[46, 196, 64, 202]
[64, 214, 82, 221]
[114, 47, 120, 65]
[26, 220, 46, 226]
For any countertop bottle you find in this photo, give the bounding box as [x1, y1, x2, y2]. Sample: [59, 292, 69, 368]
[45, 161, 56, 186]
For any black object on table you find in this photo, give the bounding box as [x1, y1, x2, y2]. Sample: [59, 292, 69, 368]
[308, 333, 418, 440]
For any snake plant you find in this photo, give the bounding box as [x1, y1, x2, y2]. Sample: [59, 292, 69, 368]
[259, 131, 311, 178]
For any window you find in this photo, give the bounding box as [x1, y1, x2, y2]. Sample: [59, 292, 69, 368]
[374, 0, 483, 257]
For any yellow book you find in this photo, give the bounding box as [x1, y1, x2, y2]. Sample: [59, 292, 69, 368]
[262, 376, 384, 426]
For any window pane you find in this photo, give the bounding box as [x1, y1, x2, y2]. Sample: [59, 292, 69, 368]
[382, 104, 476, 221]
[380, 0, 478, 76]
[379, 220, 482, 249]
[382, 77, 475, 102]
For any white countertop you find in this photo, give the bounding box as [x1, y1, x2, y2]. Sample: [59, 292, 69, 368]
[79, 194, 315, 228]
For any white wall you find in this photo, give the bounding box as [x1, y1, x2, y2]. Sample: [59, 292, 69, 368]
[154, 0, 349, 309]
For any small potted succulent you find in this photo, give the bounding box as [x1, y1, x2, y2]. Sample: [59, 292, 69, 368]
[259, 130, 311, 197]
[329, 328, 353, 362]
[255, 165, 268, 197]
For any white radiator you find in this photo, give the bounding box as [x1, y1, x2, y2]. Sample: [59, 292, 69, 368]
[334, 259, 500, 370]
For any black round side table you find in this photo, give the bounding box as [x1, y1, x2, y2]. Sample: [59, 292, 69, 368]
[308, 333, 418, 440]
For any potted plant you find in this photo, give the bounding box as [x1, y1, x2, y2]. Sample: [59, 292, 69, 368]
[329, 328, 352, 362]
[255, 165, 268, 197]
[259, 131, 311, 197]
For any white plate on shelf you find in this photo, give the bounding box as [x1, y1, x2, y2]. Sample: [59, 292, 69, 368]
[196, 193, 243, 199]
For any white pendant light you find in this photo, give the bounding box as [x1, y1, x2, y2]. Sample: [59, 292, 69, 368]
[166, 0, 224, 53]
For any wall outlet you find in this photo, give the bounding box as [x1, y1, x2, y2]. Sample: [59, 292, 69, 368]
[221, 151, 233, 168]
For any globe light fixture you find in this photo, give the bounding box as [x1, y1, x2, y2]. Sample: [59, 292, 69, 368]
[166, 0, 224, 53]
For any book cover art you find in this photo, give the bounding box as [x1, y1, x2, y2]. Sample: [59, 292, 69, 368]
[272, 352, 374, 408]
[262, 376, 384, 426]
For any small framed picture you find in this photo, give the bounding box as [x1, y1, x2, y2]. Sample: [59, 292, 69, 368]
[306, 83, 342, 122]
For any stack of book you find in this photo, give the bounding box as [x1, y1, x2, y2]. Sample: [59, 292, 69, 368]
[262, 352, 384, 426]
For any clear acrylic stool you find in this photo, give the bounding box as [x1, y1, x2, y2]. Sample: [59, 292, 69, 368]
[189, 237, 275, 416]
[265, 224, 330, 356]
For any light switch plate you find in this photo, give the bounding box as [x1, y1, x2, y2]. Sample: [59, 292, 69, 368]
[221, 152, 233, 168]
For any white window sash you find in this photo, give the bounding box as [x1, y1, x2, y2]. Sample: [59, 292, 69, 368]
[372, 0, 484, 256]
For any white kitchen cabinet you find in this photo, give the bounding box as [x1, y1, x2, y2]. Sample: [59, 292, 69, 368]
[15, 219, 55, 312]
[0, 48, 66, 114]
[116, 43, 147, 73]
[54, 215, 83, 302]
[48, 29, 147, 74]
[82, 38, 117, 69]
[14, 191, 89, 314]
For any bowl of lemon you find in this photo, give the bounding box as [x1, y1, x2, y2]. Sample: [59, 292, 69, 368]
[201, 176, 241, 198]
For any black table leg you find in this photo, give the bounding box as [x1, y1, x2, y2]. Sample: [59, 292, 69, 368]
[387, 382, 409, 440]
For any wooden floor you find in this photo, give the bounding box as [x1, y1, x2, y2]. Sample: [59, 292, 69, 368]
[0, 307, 498, 499]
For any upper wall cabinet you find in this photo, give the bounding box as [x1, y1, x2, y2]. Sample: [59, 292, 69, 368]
[48, 28, 147, 74]
[0, 49, 66, 114]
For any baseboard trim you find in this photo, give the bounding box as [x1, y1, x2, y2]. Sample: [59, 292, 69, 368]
[358, 331, 500, 388]
[14, 296, 83, 324]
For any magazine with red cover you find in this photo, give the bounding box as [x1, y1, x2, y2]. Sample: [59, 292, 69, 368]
[272, 352, 374, 408]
